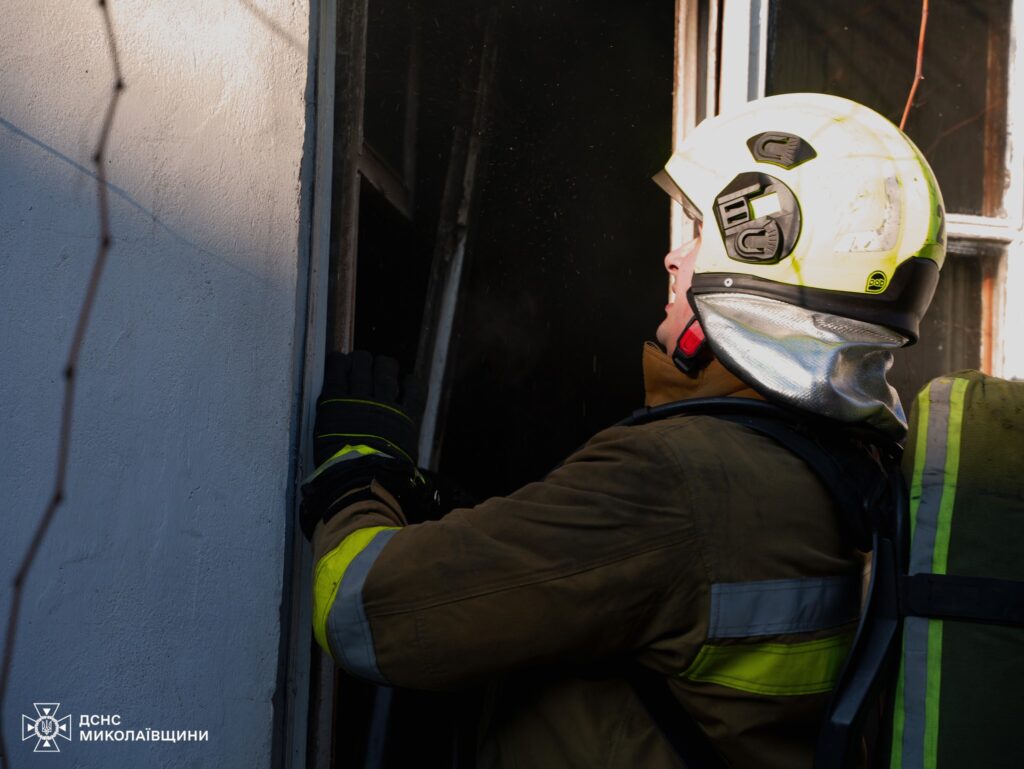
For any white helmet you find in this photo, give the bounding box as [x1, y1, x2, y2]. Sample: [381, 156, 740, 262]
[656, 92, 945, 342]
[655, 93, 946, 436]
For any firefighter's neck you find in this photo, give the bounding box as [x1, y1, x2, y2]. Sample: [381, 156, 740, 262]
[642, 341, 761, 407]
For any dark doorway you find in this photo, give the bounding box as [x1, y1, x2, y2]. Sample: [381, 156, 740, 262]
[437, 1, 675, 498]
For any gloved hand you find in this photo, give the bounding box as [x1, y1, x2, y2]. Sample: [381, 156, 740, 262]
[313, 351, 424, 468]
[299, 351, 425, 539]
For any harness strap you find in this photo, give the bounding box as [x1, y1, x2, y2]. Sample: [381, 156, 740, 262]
[899, 573, 1024, 626]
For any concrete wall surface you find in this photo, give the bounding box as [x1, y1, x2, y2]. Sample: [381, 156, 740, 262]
[0, 1, 313, 766]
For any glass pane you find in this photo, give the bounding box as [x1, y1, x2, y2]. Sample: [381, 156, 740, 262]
[767, 0, 1011, 217]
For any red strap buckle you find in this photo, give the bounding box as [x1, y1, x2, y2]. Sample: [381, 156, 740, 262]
[672, 317, 712, 377]
[678, 321, 706, 357]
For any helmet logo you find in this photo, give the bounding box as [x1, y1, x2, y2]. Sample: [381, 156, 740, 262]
[714, 172, 801, 265]
[866, 271, 889, 293]
[746, 132, 817, 169]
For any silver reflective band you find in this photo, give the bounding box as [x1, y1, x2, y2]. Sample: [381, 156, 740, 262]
[327, 528, 399, 683]
[708, 575, 861, 640]
[908, 376, 954, 576]
[899, 616, 931, 769]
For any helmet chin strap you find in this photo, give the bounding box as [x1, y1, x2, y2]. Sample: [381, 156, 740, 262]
[672, 315, 713, 377]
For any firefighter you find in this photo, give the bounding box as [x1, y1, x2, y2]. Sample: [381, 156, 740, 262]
[300, 93, 945, 768]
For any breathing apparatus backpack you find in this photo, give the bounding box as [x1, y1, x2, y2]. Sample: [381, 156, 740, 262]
[623, 371, 1024, 769]
[816, 370, 1024, 769]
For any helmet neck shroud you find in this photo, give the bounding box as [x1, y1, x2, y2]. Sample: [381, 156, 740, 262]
[689, 256, 939, 344]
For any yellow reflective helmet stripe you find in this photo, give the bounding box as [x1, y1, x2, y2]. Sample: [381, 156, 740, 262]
[680, 633, 854, 696]
[312, 526, 400, 658]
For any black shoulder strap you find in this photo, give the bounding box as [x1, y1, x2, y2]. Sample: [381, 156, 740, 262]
[621, 397, 893, 769]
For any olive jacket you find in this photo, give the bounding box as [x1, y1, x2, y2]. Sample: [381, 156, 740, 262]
[311, 343, 862, 768]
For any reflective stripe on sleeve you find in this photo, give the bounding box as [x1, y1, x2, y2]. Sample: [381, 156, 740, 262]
[680, 633, 854, 695]
[312, 526, 400, 681]
[683, 572, 863, 696]
[708, 575, 860, 639]
[327, 528, 399, 682]
[891, 376, 968, 769]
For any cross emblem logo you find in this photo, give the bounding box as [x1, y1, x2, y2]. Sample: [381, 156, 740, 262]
[21, 703, 72, 752]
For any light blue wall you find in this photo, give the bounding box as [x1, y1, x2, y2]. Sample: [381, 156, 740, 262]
[0, 2, 314, 766]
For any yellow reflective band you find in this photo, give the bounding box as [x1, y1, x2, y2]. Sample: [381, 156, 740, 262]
[907, 384, 932, 545]
[680, 633, 853, 696]
[920, 379, 967, 768]
[316, 432, 414, 464]
[932, 376, 968, 576]
[328, 444, 426, 484]
[305, 443, 385, 484]
[312, 526, 400, 657]
[329, 444, 384, 460]
[890, 649, 908, 769]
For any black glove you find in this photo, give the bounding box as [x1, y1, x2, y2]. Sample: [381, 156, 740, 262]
[300, 351, 425, 539]
[313, 351, 424, 467]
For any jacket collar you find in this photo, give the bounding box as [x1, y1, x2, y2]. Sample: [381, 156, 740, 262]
[642, 341, 762, 407]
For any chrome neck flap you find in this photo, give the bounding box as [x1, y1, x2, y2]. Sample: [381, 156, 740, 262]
[694, 293, 908, 439]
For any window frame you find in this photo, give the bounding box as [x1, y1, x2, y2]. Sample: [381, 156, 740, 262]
[294, 3, 500, 766]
